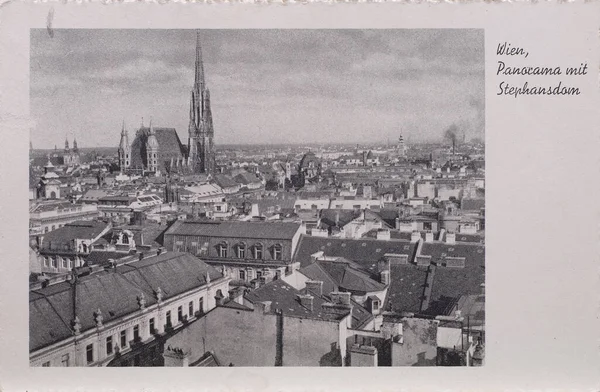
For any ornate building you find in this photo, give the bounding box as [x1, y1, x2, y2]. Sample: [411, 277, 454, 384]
[187, 31, 216, 175]
[63, 136, 81, 166]
[117, 32, 216, 176]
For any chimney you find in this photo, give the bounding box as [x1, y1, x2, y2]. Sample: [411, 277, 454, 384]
[445, 232, 456, 244]
[330, 292, 351, 307]
[410, 231, 421, 243]
[310, 251, 324, 263]
[305, 280, 323, 296]
[257, 301, 272, 314]
[163, 346, 190, 367]
[376, 229, 391, 241]
[335, 211, 340, 227]
[380, 270, 390, 285]
[250, 203, 259, 217]
[425, 231, 434, 242]
[297, 294, 314, 312]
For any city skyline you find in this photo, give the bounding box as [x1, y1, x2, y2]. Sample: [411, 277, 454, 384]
[30, 29, 484, 148]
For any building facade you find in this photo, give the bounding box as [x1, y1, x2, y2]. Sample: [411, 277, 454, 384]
[163, 221, 303, 284]
[29, 252, 230, 367]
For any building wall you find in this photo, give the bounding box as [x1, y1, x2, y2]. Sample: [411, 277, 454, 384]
[164, 306, 347, 367]
[164, 234, 296, 264]
[391, 318, 438, 366]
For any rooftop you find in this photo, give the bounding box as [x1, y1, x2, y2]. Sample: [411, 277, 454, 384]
[165, 220, 301, 240]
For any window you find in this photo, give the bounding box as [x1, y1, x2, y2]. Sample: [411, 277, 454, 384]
[106, 336, 113, 355]
[149, 318, 155, 334]
[120, 330, 127, 348]
[189, 301, 194, 316]
[218, 243, 228, 258]
[237, 243, 246, 258]
[273, 244, 283, 260]
[68, 259, 73, 270]
[43, 258, 48, 267]
[42, 361, 50, 367]
[198, 298, 204, 314]
[133, 325, 140, 341]
[373, 301, 380, 311]
[256, 271, 263, 280]
[239, 269, 246, 281]
[51, 258, 57, 268]
[166, 310, 172, 327]
[275, 270, 281, 280]
[61, 354, 70, 367]
[86, 344, 94, 364]
[61, 259, 67, 269]
[254, 243, 263, 259]
[177, 306, 183, 322]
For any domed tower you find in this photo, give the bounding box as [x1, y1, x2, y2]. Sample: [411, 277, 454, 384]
[146, 120, 159, 172]
[118, 120, 131, 171]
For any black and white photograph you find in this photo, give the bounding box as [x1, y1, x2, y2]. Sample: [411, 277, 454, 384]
[27, 29, 486, 367]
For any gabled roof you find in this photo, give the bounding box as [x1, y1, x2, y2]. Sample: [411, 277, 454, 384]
[41, 221, 110, 248]
[165, 220, 301, 241]
[213, 174, 239, 189]
[234, 171, 262, 185]
[129, 127, 186, 170]
[29, 252, 222, 352]
[300, 259, 385, 294]
[245, 280, 346, 322]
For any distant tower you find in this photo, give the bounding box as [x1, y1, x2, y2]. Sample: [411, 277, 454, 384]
[398, 134, 406, 157]
[187, 31, 216, 174]
[64, 136, 70, 152]
[146, 120, 159, 172]
[73, 137, 78, 152]
[118, 120, 131, 171]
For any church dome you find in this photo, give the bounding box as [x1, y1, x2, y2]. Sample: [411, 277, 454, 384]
[299, 151, 320, 169]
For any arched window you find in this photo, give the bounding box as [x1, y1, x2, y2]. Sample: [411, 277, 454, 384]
[50, 191, 56, 199]
[254, 243, 263, 259]
[272, 244, 283, 261]
[121, 234, 129, 244]
[218, 242, 228, 258]
[237, 242, 246, 258]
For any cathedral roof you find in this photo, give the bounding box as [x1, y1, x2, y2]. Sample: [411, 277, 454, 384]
[128, 127, 186, 170]
[299, 151, 320, 169]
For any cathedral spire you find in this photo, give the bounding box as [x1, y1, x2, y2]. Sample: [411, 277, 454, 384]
[64, 135, 70, 151]
[194, 30, 205, 91]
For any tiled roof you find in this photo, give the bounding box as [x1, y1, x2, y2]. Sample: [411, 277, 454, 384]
[29, 252, 223, 352]
[213, 174, 239, 189]
[384, 264, 429, 313]
[311, 259, 386, 293]
[234, 172, 262, 185]
[165, 220, 301, 240]
[318, 209, 359, 229]
[461, 198, 485, 211]
[294, 236, 418, 274]
[129, 127, 186, 171]
[41, 221, 110, 248]
[245, 280, 346, 322]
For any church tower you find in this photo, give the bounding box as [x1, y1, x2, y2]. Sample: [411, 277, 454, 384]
[146, 120, 159, 172]
[187, 31, 216, 174]
[118, 121, 131, 170]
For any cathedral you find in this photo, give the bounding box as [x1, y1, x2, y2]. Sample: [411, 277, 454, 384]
[118, 31, 216, 175]
[63, 137, 80, 166]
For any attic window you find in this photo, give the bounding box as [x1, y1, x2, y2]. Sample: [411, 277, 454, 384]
[362, 243, 367, 247]
[477, 249, 484, 254]
[448, 247, 455, 252]
[403, 245, 410, 250]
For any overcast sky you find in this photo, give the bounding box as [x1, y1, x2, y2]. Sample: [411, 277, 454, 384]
[30, 29, 484, 148]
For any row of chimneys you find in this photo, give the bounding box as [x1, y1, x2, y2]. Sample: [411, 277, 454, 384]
[375, 229, 456, 244]
[294, 289, 353, 313]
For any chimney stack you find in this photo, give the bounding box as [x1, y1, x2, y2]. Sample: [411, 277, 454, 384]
[330, 292, 352, 307]
[445, 232, 456, 244]
[410, 231, 421, 243]
[380, 270, 390, 285]
[305, 280, 323, 296]
[376, 229, 391, 241]
[425, 231, 434, 242]
[297, 294, 314, 312]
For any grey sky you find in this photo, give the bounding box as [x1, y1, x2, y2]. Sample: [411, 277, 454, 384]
[30, 29, 484, 148]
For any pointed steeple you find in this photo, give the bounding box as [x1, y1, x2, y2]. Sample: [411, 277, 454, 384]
[64, 135, 70, 151]
[194, 30, 205, 91]
[73, 136, 78, 151]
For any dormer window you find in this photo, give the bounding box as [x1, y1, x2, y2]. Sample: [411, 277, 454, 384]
[273, 244, 283, 261]
[237, 243, 246, 258]
[254, 243, 263, 259]
[218, 242, 228, 258]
